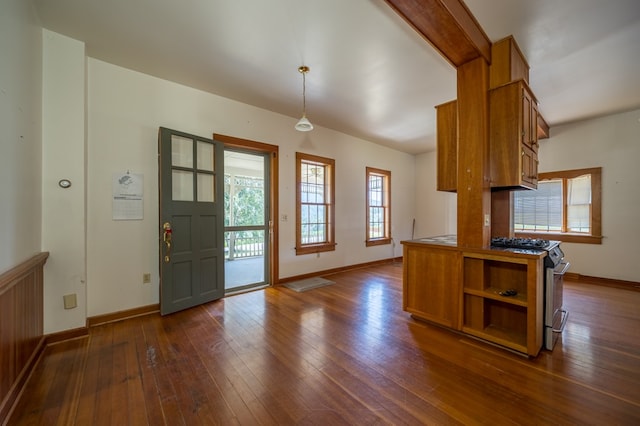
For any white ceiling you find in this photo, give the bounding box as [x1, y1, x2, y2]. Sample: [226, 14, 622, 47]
[33, 0, 640, 154]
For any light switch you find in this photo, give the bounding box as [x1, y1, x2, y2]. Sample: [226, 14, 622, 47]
[63, 293, 77, 309]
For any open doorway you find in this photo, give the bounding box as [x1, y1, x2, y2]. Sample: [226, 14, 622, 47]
[216, 134, 279, 294]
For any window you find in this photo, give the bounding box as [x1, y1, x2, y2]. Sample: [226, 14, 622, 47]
[366, 167, 391, 246]
[514, 167, 602, 244]
[295, 152, 336, 255]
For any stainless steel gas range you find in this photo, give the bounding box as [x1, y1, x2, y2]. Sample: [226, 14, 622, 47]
[491, 237, 570, 350]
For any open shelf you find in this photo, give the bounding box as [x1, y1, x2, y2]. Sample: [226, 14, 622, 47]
[463, 256, 529, 305]
[464, 287, 528, 307]
[464, 295, 528, 348]
[462, 250, 543, 356]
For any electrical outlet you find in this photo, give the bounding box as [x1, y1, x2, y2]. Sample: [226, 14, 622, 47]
[281, 214, 288, 222]
[143, 273, 151, 283]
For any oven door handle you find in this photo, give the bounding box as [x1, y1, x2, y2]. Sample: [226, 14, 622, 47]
[554, 261, 571, 276]
[552, 309, 569, 333]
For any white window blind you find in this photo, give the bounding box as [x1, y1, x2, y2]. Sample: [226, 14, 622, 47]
[514, 180, 563, 231]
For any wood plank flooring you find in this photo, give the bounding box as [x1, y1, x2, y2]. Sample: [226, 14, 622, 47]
[7, 263, 640, 425]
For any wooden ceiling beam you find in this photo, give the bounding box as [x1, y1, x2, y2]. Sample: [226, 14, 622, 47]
[384, 0, 491, 67]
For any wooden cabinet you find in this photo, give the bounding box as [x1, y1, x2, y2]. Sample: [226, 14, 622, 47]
[490, 36, 529, 89]
[436, 80, 541, 192]
[403, 243, 461, 329]
[490, 80, 539, 190]
[401, 240, 546, 356]
[461, 252, 544, 356]
[435, 100, 458, 192]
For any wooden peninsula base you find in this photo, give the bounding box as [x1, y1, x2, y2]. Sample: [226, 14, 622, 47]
[402, 236, 546, 357]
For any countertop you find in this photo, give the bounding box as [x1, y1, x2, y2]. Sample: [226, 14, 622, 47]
[401, 234, 548, 259]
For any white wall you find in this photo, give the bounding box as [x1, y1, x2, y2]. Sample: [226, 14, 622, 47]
[41, 30, 87, 333]
[0, 0, 42, 274]
[413, 151, 457, 238]
[538, 109, 640, 282]
[82, 57, 416, 318]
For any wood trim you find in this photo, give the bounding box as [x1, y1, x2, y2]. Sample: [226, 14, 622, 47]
[537, 113, 550, 140]
[46, 327, 89, 345]
[0, 336, 46, 423]
[365, 167, 392, 246]
[530, 166, 603, 241]
[515, 232, 603, 245]
[295, 152, 336, 256]
[384, 0, 491, 67]
[0, 252, 49, 296]
[0, 252, 49, 423]
[278, 257, 402, 285]
[213, 133, 280, 285]
[564, 273, 640, 292]
[86, 304, 160, 327]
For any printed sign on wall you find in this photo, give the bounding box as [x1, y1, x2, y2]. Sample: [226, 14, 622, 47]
[112, 171, 143, 220]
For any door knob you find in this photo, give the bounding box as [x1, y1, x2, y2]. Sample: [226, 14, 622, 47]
[163, 222, 172, 263]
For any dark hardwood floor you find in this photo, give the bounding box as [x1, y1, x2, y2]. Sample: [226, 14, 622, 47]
[7, 263, 640, 425]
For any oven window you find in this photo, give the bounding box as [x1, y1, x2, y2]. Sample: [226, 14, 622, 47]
[513, 167, 602, 244]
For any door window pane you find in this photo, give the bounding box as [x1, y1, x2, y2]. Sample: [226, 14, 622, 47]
[197, 173, 215, 202]
[171, 135, 193, 168]
[197, 141, 214, 171]
[172, 170, 193, 201]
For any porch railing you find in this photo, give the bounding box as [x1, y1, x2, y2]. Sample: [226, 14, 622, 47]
[225, 230, 264, 260]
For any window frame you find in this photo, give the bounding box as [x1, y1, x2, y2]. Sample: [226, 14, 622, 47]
[514, 166, 602, 244]
[295, 152, 336, 255]
[365, 167, 391, 247]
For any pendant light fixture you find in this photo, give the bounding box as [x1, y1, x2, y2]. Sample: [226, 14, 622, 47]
[295, 65, 313, 132]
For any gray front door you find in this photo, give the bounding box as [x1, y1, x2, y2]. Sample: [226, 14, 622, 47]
[158, 127, 225, 315]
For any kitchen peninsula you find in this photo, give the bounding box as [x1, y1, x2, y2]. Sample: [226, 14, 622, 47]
[402, 235, 546, 356]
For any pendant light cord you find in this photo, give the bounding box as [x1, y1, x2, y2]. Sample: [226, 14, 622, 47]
[299, 65, 309, 116]
[302, 70, 306, 115]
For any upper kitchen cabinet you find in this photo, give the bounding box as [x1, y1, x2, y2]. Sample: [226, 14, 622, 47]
[436, 100, 458, 192]
[435, 36, 544, 192]
[490, 80, 539, 190]
[489, 36, 529, 89]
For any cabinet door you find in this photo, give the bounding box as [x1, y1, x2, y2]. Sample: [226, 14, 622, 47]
[521, 145, 538, 188]
[522, 88, 532, 148]
[521, 86, 539, 152]
[403, 245, 461, 329]
[530, 100, 539, 152]
[490, 80, 539, 190]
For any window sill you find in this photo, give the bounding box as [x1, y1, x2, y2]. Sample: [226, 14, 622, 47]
[295, 243, 337, 256]
[515, 231, 603, 245]
[366, 238, 391, 247]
